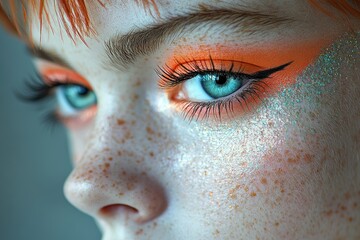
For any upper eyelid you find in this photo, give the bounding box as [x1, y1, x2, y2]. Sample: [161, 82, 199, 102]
[105, 6, 294, 70]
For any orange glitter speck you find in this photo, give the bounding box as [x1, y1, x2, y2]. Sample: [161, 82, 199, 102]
[250, 192, 257, 197]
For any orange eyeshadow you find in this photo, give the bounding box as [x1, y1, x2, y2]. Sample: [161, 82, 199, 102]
[41, 67, 92, 89]
[38, 63, 96, 128]
[160, 37, 335, 120]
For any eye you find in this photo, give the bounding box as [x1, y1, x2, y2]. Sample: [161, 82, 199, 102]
[158, 58, 292, 121]
[56, 84, 97, 116]
[19, 66, 97, 128]
[184, 73, 245, 101]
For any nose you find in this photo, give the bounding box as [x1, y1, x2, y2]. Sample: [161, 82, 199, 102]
[64, 148, 167, 224]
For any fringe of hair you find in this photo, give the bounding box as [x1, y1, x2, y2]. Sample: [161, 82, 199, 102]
[0, 0, 359, 42]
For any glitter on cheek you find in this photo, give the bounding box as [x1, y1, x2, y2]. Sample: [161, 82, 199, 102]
[166, 32, 360, 235]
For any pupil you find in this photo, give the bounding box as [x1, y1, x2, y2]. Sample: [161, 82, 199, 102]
[77, 86, 89, 96]
[215, 75, 227, 85]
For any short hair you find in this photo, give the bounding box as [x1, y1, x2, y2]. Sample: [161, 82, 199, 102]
[0, 0, 359, 43]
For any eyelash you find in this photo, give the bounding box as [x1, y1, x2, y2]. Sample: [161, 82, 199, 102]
[18, 74, 71, 129]
[21, 58, 290, 128]
[157, 57, 292, 121]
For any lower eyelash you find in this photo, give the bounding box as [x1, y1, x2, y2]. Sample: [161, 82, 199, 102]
[179, 79, 268, 121]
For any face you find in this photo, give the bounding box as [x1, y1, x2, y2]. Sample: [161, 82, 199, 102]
[24, 0, 360, 239]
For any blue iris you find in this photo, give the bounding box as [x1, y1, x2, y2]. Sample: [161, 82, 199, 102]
[200, 73, 243, 99]
[61, 84, 96, 110]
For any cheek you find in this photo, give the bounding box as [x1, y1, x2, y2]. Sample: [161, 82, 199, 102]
[170, 33, 360, 236]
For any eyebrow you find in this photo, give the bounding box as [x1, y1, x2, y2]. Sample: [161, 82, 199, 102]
[29, 5, 294, 70]
[105, 5, 294, 69]
[28, 46, 73, 69]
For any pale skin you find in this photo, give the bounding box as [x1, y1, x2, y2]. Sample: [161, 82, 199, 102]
[22, 0, 360, 239]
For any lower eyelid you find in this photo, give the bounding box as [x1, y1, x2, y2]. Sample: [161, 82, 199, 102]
[56, 105, 97, 129]
[171, 80, 268, 121]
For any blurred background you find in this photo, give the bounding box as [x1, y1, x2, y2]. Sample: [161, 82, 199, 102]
[0, 28, 101, 239]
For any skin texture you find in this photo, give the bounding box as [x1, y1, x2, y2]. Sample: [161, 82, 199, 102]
[24, 0, 360, 239]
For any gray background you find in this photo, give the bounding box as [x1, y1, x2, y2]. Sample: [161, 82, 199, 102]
[0, 28, 101, 239]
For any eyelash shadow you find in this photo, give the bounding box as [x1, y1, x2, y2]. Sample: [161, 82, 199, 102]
[156, 57, 292, 122]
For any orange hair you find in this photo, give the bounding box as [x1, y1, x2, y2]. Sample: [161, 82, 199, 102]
[0, 0, 359, 42]
[0, 0, 159, 42]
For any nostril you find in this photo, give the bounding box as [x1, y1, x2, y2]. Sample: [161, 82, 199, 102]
[100, 204, 139, 220]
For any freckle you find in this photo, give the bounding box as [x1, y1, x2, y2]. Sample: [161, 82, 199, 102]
[118, 151, 122, 156]
[303, 153, 313, 163]
[324, 210, 333, 217]
[88, 170, 93, 173]
[136, 229, 143, 235]
[287, 157, 296, 163]
[108, 157, 113, 161]
[122, 170, 127, 176]
[348, 217, 353, 222]
[250, 192, 257, 197]
[261, 178, 267, 184]
[268, 121, 274, 127]
[117, 119, 126, 125]
[127, 132, 134, 139]
[149, 151, 155, 157]
[340, 205, 347, 211]
[146, 126, 155, 135]
[353, 202, 358, 208]
[344, 192, 351, 200]
[118, 192, 124, 196]
[127, 182, 135, 190]
[280, 189, 285, 193]
[275, 222, 280, 227]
